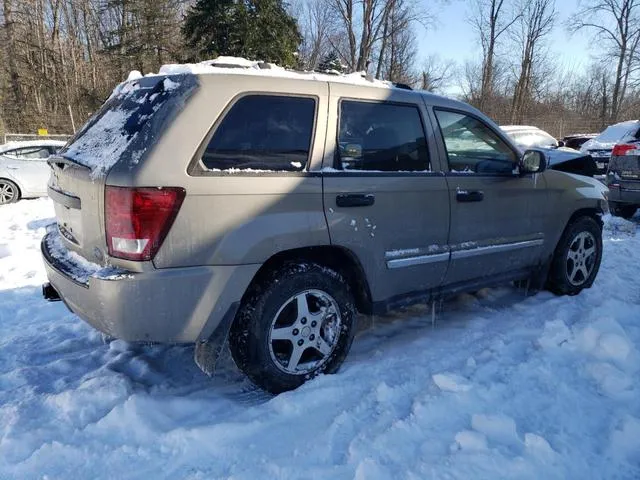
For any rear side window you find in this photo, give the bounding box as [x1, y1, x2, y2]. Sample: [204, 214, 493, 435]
[202, 95, 316, 171]
[4, 147, 50, 159]
[336, 101, 429, 172]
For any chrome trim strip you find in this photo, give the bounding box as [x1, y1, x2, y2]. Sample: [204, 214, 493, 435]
[387, 252, 450, 269]
[450, 239, 544, 260]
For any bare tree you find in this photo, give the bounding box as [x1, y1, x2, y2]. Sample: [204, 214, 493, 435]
[468, 0, 521, 110]
[298, 0, 334, 69]
[420, 54, 455, 92]
[327, 0, 428, 73]
[375, 0, 422, 83]
[570, 0, 640, 122]
[509, 0, 555, 123]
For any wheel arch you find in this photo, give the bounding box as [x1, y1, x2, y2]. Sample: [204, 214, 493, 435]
[243, 245, 373, 315]
[567, 207, 603, 229]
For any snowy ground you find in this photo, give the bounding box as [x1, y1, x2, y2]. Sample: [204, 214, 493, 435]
[1, 198, 639, 479]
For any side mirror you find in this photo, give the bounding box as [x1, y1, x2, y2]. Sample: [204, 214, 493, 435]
[557, 140, 565, 148]
[520, 149, 547, 174]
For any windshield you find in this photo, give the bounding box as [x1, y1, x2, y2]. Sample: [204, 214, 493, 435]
[60, 75, 197, 177]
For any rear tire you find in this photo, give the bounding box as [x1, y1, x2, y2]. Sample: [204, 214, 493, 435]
[0, 179, 19, 205]
[229, 262, 357, 394]
[610, 202, 637, 219]
[546, 216, 602, 296]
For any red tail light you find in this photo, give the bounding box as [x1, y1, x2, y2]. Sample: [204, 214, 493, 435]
[612, 144, 637, 156]
[105, 186, 185, 261]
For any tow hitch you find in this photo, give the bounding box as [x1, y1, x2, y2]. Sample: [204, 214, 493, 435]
[42, 282, 61, 302]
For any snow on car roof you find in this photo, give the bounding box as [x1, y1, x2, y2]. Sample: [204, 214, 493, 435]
[500, 125, 542, 132]
[0, 139, 67, 154]
[133, 55, 402, 91]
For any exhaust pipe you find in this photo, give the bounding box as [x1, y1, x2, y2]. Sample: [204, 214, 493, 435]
[42, 282, 61, 302]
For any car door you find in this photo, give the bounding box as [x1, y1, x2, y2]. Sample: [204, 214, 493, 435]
[3, 146, 51, 195]
[322, 84, 450, 306]
[431, 107, 546, 286]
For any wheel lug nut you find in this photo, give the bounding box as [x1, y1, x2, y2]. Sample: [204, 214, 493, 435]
[311, 321, 317, 327]
[301, 318, 307, 324]
[298, 339, 304, 346]
[309, 334, 315, 341]
[293, 329, 299, 336]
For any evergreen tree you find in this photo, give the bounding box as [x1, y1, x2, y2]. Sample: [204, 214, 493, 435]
[317, 51, 345, 73]
[182, 0, 301, 67]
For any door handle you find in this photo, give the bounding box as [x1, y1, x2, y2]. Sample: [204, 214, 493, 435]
[336, 193, 375, 207]
[456, 189, 484, 202]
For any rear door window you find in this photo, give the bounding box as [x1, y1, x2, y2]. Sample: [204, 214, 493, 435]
[202, 95, 316, 172]
[336, 101, 429, 171]
[4, 147, 50, 159]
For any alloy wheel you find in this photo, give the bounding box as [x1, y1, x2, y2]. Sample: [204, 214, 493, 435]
[0, 182, 15, 205]
[268, 289, 342, 375]
[566, 231, 597, 286]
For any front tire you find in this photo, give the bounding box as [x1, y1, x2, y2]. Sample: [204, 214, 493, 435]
[229, 262, 356, 394]
[0, 179, 19, 205]
[547, 216, 603, 295]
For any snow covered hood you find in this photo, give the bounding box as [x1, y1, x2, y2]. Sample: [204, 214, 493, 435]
[541, 147, 591, 166]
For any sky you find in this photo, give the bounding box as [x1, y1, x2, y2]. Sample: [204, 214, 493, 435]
[418, 0, 595, 95]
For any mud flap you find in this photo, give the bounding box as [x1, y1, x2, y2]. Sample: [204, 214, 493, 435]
[194, 303, 238, 376]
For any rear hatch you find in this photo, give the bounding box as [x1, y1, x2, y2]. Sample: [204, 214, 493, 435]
[609, 150, 640, 184]
[47, 74, 198, 265]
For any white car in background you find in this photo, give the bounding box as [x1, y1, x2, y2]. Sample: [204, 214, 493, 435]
[0, 140, 66, 204]
[501, 125, 562, 149]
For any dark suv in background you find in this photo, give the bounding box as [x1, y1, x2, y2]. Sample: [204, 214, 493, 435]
[607, 142, 640, 218]
[581, 120, 640, 175]
[560, 133, 597, 151]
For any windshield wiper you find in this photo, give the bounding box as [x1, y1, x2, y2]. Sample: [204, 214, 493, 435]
[47, 155, 91, 170]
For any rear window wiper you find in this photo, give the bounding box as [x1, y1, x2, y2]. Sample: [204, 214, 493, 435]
[47, 155, 91, 171]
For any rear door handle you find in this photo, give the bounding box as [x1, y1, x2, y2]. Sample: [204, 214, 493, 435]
[336, 193, 375, 207]
[456, 189, 484, 202]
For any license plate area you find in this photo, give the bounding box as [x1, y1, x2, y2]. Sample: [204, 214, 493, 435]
[54, 204, 83, 246]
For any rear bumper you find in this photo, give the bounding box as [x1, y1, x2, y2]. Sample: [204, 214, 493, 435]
[42, 231, 259, 343]
[608, 184, 640, 205]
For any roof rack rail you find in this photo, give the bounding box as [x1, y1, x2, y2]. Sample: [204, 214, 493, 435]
[392, 82, 413, 90]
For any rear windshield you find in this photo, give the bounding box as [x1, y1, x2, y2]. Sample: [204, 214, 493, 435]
[60, 75, 197, 177]
[595, 123, 640, 143]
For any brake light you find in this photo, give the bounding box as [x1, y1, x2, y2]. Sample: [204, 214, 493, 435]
[612, 144, 637, 156]
[105, 186, 185, 261]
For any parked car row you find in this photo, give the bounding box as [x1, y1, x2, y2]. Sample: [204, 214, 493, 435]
[501, 125, 598, 177]
[500, 122, 640, 220]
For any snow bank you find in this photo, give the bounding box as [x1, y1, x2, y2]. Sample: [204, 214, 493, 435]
[603, 213, 637, 236]
[1, 199, 640, 479]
